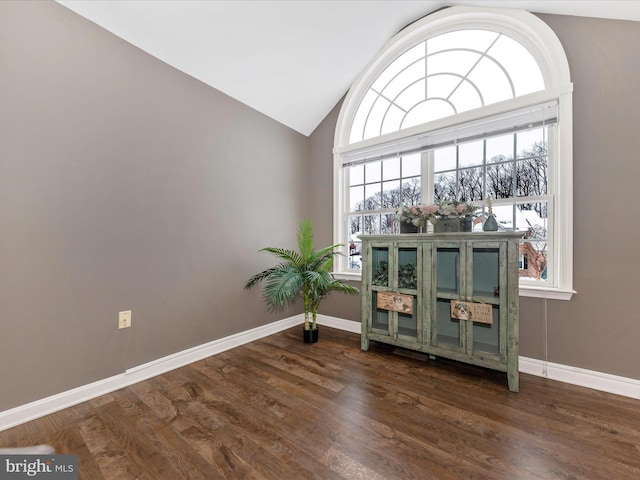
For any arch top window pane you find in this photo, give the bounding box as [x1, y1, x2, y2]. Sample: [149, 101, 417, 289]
[427, 50, 482, 77]
[382, 59, 425, 100]
[427, 30, 500, 55]
[448, 80, 483, 112]
[394, 80, 425, 111]
[402, 99, 455, 129]
[372, 42, 425, 92]
[466, 57, 514, 104]
[490, 35, 545, 94]
[349, 90, 377, 144]
[363, 96, 391, 140]
[380, 104, 405, 136]
[426, 73, 461, 101]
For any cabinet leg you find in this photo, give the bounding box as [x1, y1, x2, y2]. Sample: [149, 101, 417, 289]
[361, 336, 369, 352]
[507, 370, 519, 393]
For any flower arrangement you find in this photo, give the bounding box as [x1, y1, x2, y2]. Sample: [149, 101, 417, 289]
[396, 199, 477, 226]
[395, 205, 433, 228]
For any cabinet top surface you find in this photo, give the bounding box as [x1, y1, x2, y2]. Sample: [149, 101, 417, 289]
[359, 232, 525, 241]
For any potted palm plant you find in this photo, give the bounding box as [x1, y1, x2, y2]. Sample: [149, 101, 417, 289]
[244, 219, 358, 343]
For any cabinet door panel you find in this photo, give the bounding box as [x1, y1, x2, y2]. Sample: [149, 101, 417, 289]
[435, 298, 462, 349]
[472, 306, 500, 356]
[472, 247, 500, 298]
[371, 247, 390, 287]
[398, 296, 418, 338]
[436, 247, 461, 296]
[371, 291, 390, 334]
[398, 247, 418, 290]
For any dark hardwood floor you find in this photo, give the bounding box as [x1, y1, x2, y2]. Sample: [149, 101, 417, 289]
[2, 326, 639, 479]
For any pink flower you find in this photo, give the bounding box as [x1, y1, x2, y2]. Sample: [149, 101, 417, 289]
[419, 204, 439, 215]
[455, 203, 468, 214]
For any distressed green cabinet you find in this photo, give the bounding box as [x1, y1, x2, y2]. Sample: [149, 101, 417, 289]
[361, 232, 523, 392]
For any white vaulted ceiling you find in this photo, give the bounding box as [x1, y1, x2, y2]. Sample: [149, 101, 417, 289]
[57, 1, 640, 136]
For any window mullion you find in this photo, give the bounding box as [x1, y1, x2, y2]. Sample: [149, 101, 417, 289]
[422, 150, 434, 204]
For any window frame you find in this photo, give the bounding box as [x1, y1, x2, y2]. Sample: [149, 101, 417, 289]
[333, 6, 574, 300]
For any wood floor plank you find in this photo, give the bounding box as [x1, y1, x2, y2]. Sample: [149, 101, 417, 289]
[175, 362, 342, 479]
[1, 326, 639, 480]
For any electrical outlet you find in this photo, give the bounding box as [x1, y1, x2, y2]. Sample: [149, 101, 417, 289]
[118, 310, 132, 329]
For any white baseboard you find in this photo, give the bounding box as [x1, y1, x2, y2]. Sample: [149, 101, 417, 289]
[2, 315, 638, 432]
[519, 357, 640, 399]
[315, 314, 362, 334]
[0, 315, 304, 432]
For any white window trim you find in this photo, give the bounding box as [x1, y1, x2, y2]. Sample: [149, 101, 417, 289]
[333, 6, 575, 300]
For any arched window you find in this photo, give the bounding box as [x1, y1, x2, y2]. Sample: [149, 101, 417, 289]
[350, 29, 545, 142]
[333, 6, 574, 299]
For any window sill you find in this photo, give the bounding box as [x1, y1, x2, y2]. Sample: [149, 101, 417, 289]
[519, 285, 575, 300]
[334, 272, 575, 300]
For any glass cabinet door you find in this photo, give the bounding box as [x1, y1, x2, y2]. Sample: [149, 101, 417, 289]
[371, 247, 390, 288]
[397, 247, 418, 290]
[433, 244, 464, 351]
[397, 300, 417, 338]
[436, 247, 461, 295]
[371, 291, 390, 333]
[469, 244, 505, 359]
[368, 243, 420, 341]
[472, 246, 500, 298]
[396, 246, 419, 339]
[370, 246, 390, 335]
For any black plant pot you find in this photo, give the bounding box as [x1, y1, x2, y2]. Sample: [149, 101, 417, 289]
[303, 326, 319, 344]
[400, 221, 419, 233]
[433, 216, 474, 233]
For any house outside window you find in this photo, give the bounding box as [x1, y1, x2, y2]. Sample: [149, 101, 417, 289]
[333, 6, 575, 299]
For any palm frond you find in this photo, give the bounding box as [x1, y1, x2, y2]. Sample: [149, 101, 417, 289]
[308, 270, 358, 302]
[262, 267, 304, 308]
[308, 244, 344, 269]
[244, 266, 282, 290]
[244, 261, 298, 289]
[324, 279, 359, 296]
[297, 219, 315, 259]
[259, 247, 304, 266]
[313, 243, 345, 259]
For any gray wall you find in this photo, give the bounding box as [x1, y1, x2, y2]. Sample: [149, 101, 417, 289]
[0, 1, 307, 411]
[310, 13, 640, 381]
